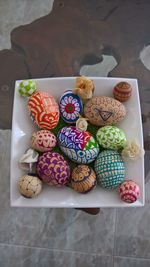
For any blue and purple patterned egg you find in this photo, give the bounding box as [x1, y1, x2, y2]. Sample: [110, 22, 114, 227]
[58, 126, 99, 164]
[59, 90, 83, 123]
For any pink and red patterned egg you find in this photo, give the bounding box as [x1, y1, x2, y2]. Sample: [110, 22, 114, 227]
[119, 180, 140, 203]
[28, 91, 59, 130]
[37, 152, 70, 186]
[31, 130, 57, 152]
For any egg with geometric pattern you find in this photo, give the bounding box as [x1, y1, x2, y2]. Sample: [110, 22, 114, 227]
[28, 91, 60, 130]
[94, 150, 125, 189]
[18, 175, 42, 198]
[119, 180, 140, 203]
[37, 152, 70, 186]
[96, 126, 126, 150]
[31, 130, 57, 152]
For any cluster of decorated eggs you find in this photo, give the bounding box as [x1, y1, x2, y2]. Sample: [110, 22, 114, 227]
[17, 77, 141, 204]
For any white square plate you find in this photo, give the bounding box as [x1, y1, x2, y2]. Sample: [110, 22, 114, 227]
[11, 77, 145, 208]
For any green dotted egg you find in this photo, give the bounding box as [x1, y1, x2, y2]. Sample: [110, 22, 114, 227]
[96, 126, 126, 150]
[18, 80, 37, 97]
[94, 150, 125, 189]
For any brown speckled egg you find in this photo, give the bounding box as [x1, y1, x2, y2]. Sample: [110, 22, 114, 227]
[119, 180, 140, 203]
[31, 130, 57, 152]
[113, 82, 132, 102]
[71, 165, 96, 193]
[18, 175, 42, 198]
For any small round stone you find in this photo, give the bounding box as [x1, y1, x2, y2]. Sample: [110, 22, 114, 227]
[71, 165, 96, 193]
[113, 81, 132, 102]
[96, 126, 126, 150]
[18, 175, 42, 198]
[18, 80, 37, 97]
[119, 180, 140, 203]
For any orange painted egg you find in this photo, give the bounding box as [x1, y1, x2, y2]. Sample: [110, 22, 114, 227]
[28, 91, 59, 130]
[113, 82, 132, 102]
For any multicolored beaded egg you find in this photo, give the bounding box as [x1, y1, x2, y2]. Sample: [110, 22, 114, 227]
[59, 90, 83, 123]
[94, 150, 125, 189]
[113, 81, 132, 102]
[18, 80, 37, 97]
[119, 180, 140, 203]
[58, 126, 99, 164]
[96, 126, 126, 150]
[18, 175, 42, 198]
[28, 91, 59, 130]
[37, 152, 70, 186]
[31, 130, 57, 152]
[71, 165, 96, 193]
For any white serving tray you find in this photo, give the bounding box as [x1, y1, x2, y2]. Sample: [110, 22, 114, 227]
[11, 77, 145, 207]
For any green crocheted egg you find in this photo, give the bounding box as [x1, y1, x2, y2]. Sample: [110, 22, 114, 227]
[18, 80, 37, 97]
[96, 126, 126, 150]
[94, 150, 125, 189]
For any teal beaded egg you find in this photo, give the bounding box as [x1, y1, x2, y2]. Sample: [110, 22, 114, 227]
[94, 150, 125, 189]
[96, 126, 126, 150]
[18, 80, 37, 97]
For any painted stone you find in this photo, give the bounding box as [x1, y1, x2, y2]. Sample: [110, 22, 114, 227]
[96, 126, 126, 150]
[37, 152, 70, 186]
[113, 81, 132, 102]
[28, 91, 59, 130]
[94, 150, 125, 189]
[59, 90, 83, 123]
[58, 126, 99, 164]
[84, 96, 126, 126]
[31, 130, 57, 152]
[119, 180, 140, 203]
[71, 165, 96, 193]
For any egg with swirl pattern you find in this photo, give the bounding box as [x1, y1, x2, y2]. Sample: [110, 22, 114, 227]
[37, 152, 70, 186]
[28, 91, 60, 130]
[58, 126, 99, 164]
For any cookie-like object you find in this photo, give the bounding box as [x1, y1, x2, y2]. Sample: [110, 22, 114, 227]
[71, 165, 96, 193]
[84, 96, 126, 126]
[113, 81, 132, 102]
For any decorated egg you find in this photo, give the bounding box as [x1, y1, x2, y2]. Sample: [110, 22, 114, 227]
[18, 175, 42, 198]
[71, 165, 96, 193]
[94, 150, 125, 189]
[18, 80, 37, 97]
[28, 91, 59, 130]
[96, 126, 126, 150]
[59, 90, 83, 123]
[37, 152, 70, 186]
[119, 180, 140, 203]
[31, 130, 57, 152]
[84, 96, 126, 126]
[58, 126, 99, 164]
[113, 81, 132, 102]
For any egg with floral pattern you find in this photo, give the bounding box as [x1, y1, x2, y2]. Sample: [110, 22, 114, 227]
[37, 152, 70, 186]
[119, 180, 140, 203]
[59, 90, 83, 123]
[58, 126, 99, 164]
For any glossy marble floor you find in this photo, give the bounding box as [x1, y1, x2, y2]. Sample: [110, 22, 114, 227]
[0, 1, 150, 266]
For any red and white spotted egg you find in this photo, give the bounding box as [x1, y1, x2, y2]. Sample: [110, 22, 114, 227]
[119, 180, 140, 203]
[28, 91, 59, 130]
[31, 130, 57, 152]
